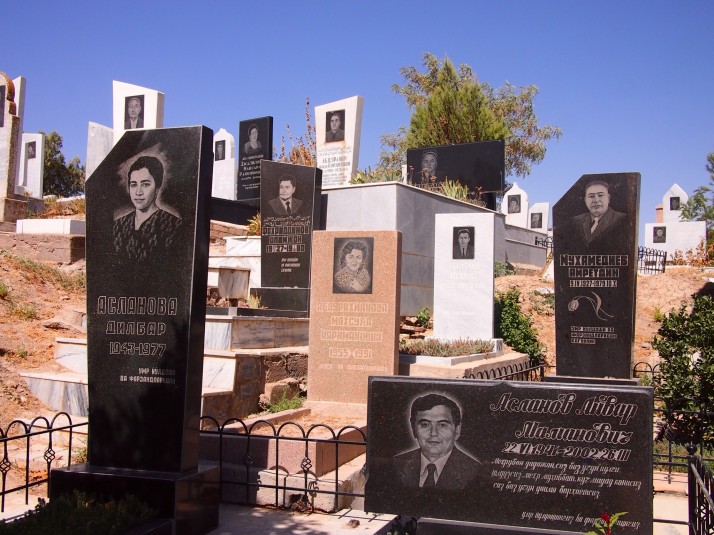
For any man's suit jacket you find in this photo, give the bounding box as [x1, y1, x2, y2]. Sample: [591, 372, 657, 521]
[571, 208, 627, 250]
[392, 447, 481, 491]
[124, 117, 144, 129]
[268, 196, 303, 216]
[453, 244, 475, 259]
[326, 129, 344, 142]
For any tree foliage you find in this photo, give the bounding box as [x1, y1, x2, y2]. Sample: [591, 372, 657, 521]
[680, 150, 714, 245]
[404, 59, 509, 150]
[41, 131, 85, 198]
[652, 293, 714, 443]
[379, 53, 562, 179]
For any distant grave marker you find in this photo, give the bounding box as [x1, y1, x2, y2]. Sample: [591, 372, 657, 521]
[315, 96, 364, 187]
[237, 116, 272, 203]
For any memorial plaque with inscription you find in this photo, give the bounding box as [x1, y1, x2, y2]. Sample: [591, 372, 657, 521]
[237, 116, 273, 202]
[308, 231, 401, 404]
[85, 127, 212, 472]
[406, 140, 505, 210]
[366, 376, 652, 533]
[260, 160, 321, 290]
[553, 173, 640, 379]
[433, 213, 494, 341]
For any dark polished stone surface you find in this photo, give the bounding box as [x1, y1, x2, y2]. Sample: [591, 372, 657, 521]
[552, 173, 640, 379]
[405, 140, 504, 210]
[365, 376, 652, 532]
[50, 463, 219, 535]
[251, 288, 309, 315]
[209, 197, 258, 226]
[259, 161, 322, 298]
[237, 116, 273, 203]
[545, 375, 641, 386]
[85, 127, 212, 472]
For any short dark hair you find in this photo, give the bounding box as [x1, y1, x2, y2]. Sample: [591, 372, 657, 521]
[127, 97, 141, 107]
[339, 240, 369, 268]
[458, 228, 470, 238]
[279, 175, 296, 188]
[129, 156, 164, 189]
[248, 124, 258, 135]
[410, 393, 462, 434]
[584, 180, 609, 195]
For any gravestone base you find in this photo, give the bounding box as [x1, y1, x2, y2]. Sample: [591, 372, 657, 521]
[251, 287, 309, 315]
[0, 197, 27, 224]
[418, 518, 581, 534]
[50, 463, 219, 535]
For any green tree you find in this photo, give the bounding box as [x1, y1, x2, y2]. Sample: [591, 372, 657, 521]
[41, 131, 85, 197]
[379, 53, 562, 179]
[680, 150, 714, 245]
[652, 293, 714, 443]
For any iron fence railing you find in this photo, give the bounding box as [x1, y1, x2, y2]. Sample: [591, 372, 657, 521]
[534, 236, 552, 257]
[2, 362, 713, 533]
[638, 245, 667, 274]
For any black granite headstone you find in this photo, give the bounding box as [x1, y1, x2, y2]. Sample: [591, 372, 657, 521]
[552, 173, 640, 379]
[405, 140, 504, 210]
[365, 376, 652, 533]
[237, 116, 273, 203]
[259, 160, 321, 311]
[51, 127, 219, 535]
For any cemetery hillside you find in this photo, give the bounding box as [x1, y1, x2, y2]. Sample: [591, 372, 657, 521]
[0, 248, 709, 421]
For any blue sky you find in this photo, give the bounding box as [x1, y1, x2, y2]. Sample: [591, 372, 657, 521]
[4, 2, 713, 242]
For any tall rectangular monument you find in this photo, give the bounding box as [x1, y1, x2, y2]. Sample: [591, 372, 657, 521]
[50, 127, 218, 534]
[553, 173, 640, 378]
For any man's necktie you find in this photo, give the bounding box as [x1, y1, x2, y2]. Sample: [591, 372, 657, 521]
[590, 218, 598, 234]
[462, 248, 466, 258]
[286, 201, 291, 215]
[423, 463, 437, 487]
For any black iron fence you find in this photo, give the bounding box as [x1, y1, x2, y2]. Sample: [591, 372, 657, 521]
[1, 363, 711, 532]
[638, 245, 667, 274]
[534, 236, 552, 257]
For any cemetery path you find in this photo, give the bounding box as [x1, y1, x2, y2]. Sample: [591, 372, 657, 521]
[494, 266, 710, 368]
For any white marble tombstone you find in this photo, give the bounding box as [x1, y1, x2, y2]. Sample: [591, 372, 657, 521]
[16, 132, 44, 198]
[112, 81, 165, 145]
[433, 213, 495, 341]
[644, 221, 707, 259]
[315, 96, 364, 187]
[663, 183, 688, 223]
[211, 128, 236, 200]
[528, 201, 550, 233]
[501, 182, 529, 228]
[86, 122, 114, 179]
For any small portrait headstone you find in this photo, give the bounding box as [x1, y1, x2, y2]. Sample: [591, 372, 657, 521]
[406, 140, 504, 210]
[260, 160, 321, 292]
[366, 376, 653, 533]
[25, 141, 36, 159]
[315, 96, 364, 187]
[552, 173, 640, 379]
[433, 213, 494, 341]
[662, 183, 688, 223]
[332, 237, 374, 294]
[669, 197, 680, 210]
[308, 230, 401, 405]
[124, 95, 144, 130]
[653, 226, 666, 243]
[237, 116, 273, 203]
[507, 194, 521, 213]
